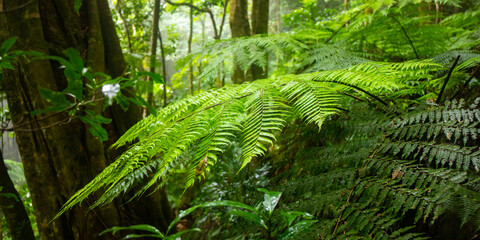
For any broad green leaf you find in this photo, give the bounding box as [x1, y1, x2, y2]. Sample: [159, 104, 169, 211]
[93, 114, 112, 124]
[128, 96, 157, 116]
[84, 110, 112, 124]
[281, 210, 314, 227]
[114, 95, 130, 110]
[0, 37, 16, 55]
[228, 210, 267, 229]
[64, 48, 83, 71]
[167, 200, 261, 234]
[164, 228, 201, 240]
[139, 71, 164, 84]
[74, 0, 82, 13]
[33, 55, 72, 69]
[100, 224, 163, 237]
[79, 116, 109, 141]
[123, 234, 163, 239]
[31, 105, 70, 116]
[279, 220, 318, 240]
[0, 61, 14, 70]
[257, 188, 282, 216]
[0, 192, 19, 201]
[38, 88, 70, 106]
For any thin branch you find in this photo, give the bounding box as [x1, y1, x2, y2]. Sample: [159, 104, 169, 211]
[115, 0, 133, 53]
[0, 97, 104, 132]
[163, 0, 219, 39]
[217, 0, 229, 39]
[207, 11, 219, 39]
[391, 16, 419, 59]
[436, 55, 460, 104]
[0, 0, 35, 13]
[164, 0, 207, 13]
[332, 187, 355, 235]
[317, 80, 390, 107]
[1, 115, 74, 132]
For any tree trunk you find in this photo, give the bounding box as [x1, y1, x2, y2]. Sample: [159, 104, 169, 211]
[0, 149, 35, 240]
[250, 0, 269, 80]
[229, 0, 251, 83]
[0, 0, 172, 239]
[147, 0, 161, 113]
[188, 1, 194, 95]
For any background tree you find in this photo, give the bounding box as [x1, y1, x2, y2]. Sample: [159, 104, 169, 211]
[0, 0, 172, 239]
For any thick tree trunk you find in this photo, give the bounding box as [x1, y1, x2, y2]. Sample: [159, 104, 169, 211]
[229, 0, 251, 83]
[0, 149, 35, 240]
[250, 0, 269, 80]
[0, 0, 172, 239]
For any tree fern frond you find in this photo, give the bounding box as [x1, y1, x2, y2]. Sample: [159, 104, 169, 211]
[240, 88, 289, 171]
[280, 79, 340, 126]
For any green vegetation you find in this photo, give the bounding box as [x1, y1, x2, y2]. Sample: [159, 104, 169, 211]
[1, 0, 480, 239]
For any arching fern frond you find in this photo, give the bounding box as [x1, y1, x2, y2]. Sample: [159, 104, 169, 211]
[54, 60, 451, 220]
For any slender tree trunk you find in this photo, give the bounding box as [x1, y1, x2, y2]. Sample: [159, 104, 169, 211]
[158, 29, 168, 107]
[146, 0, 161, 114]
[0, 149, 35, 240]
[0, 0, 172, 239]
[250, 0, 269, 80]
[188, 1, 194, 95]
[115, 0, 133, 53]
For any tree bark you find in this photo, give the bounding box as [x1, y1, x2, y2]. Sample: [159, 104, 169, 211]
[0, 149, 35, 240]
[250, 0, 269, 80]
[0, 0, 172, 239]
[147, 0, 161, 113]
[229, 0, 251, 83]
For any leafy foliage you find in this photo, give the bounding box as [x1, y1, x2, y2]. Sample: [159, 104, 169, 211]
[274, 98, 480, 239]
[53, 57, 447, 219]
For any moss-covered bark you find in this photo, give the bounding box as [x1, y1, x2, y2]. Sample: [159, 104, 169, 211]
[0, 149, 35, 240]
[0, 0, 172, 239]
[250, 0, 269, 80]
[229, 0, 269, 83]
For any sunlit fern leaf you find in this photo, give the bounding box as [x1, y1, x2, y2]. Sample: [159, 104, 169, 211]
[280, 79, 340, 126]
[239, 88, 289, 171]
[184, 100, 245, 188]
[174, 33, 308, 83]
[296, 43, 370, 73]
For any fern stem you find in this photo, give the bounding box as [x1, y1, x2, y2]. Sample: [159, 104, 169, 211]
[332, 187, 355, 235]
[450, 63, 480, 101]
[175, 93, 254, 123]
[319, 80, 390, 108]
[436, 55, 460, 104]
[391, 16, 419, 59]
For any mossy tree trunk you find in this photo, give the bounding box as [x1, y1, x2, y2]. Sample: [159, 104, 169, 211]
[0, 0, 172, 239]
[229, 0, 251, 83]
[0, 149, 35, 240]
[250, 0, 269, 80]
[229, 0, 269, 83]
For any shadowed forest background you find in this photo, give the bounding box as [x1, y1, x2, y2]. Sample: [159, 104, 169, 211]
[1, 0, 480, 239]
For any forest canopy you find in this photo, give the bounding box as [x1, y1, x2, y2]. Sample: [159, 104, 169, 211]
[1, 0, 480, 239]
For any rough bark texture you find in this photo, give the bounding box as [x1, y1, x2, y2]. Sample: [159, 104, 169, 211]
[0, 0, 172, 239]
[0, 149, 35, 240]
[229, 0, 251, 83]
[250, 0, 269, 80]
